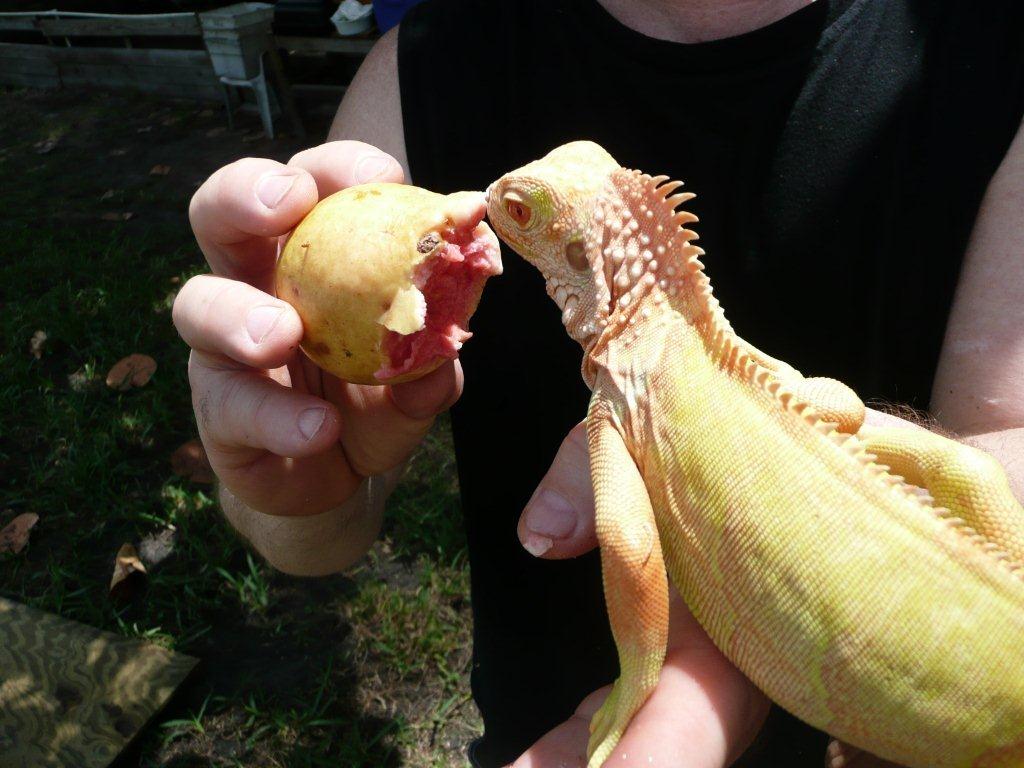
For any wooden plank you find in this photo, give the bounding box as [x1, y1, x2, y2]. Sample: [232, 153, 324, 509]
[275, 34, 375, 55]
[0, 14, 46, 32]
[0, 41, 58, 60]
[0, 42, 59, 87]
[58, 61, 216, 89]
[1, 71, 60, 88]
[37, 14, 201, 38]
[51, 45, 210, 68]
[0, 54, 61, 75]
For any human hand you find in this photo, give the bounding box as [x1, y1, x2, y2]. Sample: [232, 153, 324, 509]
[173, 141, 462, 517]
[510, 423, 770, 767]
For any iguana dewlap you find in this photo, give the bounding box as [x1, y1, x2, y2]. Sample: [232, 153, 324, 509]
[486, 141, 1024, 768]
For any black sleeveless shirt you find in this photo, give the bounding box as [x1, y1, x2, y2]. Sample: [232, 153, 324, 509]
[398, 2, 1024, 765]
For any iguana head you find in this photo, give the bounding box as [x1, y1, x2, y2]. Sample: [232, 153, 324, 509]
[486, 141, 620, 347]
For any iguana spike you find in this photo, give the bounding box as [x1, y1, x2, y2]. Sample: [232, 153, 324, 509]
[657, 180, 684, 197]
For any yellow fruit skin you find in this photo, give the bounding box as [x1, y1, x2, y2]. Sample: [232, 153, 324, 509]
[275, 183, 500, 385]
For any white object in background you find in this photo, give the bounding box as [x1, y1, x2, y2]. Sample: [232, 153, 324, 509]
[330, 0, 373, 36]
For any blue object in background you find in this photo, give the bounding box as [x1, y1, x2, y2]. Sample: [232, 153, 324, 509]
[373, 0, 427, 33]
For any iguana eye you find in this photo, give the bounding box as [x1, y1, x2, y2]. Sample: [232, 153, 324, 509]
[504, 196, 532, 227]
[565, 240, 588, 271]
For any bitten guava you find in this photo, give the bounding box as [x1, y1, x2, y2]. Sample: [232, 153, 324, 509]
[275, 183, 502, 385]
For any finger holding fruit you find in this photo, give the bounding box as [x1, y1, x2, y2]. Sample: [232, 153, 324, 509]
[173, 141, 499, 518]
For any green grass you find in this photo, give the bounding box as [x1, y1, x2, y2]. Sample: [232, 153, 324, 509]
[0, 87, 478, 767]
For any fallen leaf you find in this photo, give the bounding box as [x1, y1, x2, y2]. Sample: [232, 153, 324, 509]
[241, 130, 265, 143]
[169, 276, 181, 284]
[100, 189, 116, 200]
[29, 330, 47, 359]
[161, 116, 179, 126]
[0, 513, 39, 554]
[67, 367, 96, 392]
[110, 148, 129, 156]
[106, 354, 157, 390]
[33, 135, 61, 154]
[100, 212, 134, 222]
[110, 542, 147, 600]
[197, 108, 214, 118]
[149, 164, 171, 176]
[205, 126, 226, 138]
[171, 439, 215, 484]
[136, 125, 153, 134]
[139, 527, 177, 569]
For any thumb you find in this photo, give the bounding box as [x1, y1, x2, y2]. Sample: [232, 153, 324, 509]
[518, 422, 598, 559]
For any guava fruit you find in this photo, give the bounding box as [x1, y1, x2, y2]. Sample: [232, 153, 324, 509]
[275, 183, 502, 385]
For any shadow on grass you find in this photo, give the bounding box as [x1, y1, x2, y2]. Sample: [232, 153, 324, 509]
[1, 87, 475, 767]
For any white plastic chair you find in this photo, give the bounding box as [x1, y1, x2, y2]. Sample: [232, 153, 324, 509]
[218, 51, 275, 139]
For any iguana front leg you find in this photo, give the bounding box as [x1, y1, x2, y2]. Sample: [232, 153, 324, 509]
[741, 341, 865, 433]
[587, 406, 669, 768]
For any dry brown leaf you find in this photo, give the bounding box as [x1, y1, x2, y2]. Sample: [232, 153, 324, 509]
[171, 439, 215, 484]
[149, 164, 171, 176]
[100, 212, 134, 222]
[0, 513, 39, 554]
[110, 148, 129, 156]
[67, 368, 95, 392]
[136, 125, 153, 134]
[100, 189, 116, 201]
[33, 135, 61, 154]
[169, 276, 181, 285]
[110, 542, 147, 600]
[106, 354, 157, 390]
[139, 527, 177, 569]
[29, 330, 47, 359]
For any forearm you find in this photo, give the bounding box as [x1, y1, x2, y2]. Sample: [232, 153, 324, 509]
[219, 467, 401, 576]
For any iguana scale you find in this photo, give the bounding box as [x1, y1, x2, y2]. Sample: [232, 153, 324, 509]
[485, 142, 1024, 768]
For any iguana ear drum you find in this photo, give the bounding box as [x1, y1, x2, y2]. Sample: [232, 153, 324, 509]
[566, 240, 589, 271]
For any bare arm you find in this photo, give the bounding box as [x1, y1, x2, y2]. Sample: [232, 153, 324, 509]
[329, 27, 409, 177]
[931, 118, 1024, 501]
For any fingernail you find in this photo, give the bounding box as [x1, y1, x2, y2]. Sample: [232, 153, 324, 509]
[354, 154, 394, 183]
[256, 173, 298, 209]
[522, 488, 578, 556]
[526, 488, 578, 539]
[522, 534, 552, 558]
[246, 306, 283, 345]
[297, 407, 326, 441]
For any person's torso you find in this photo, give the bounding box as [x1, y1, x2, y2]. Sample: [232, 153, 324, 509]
[397, 1, 1024, 764]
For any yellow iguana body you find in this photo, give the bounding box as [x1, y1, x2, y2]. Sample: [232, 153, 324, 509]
[485, 142, 1024, 768]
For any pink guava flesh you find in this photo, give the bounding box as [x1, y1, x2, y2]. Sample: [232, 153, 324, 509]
[376, 226, 501, 382]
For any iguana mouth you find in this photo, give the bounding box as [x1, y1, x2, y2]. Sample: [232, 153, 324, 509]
[376, 216, 502, 381]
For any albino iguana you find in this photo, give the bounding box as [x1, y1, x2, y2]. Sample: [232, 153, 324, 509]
[485, 141, 1024, 768]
